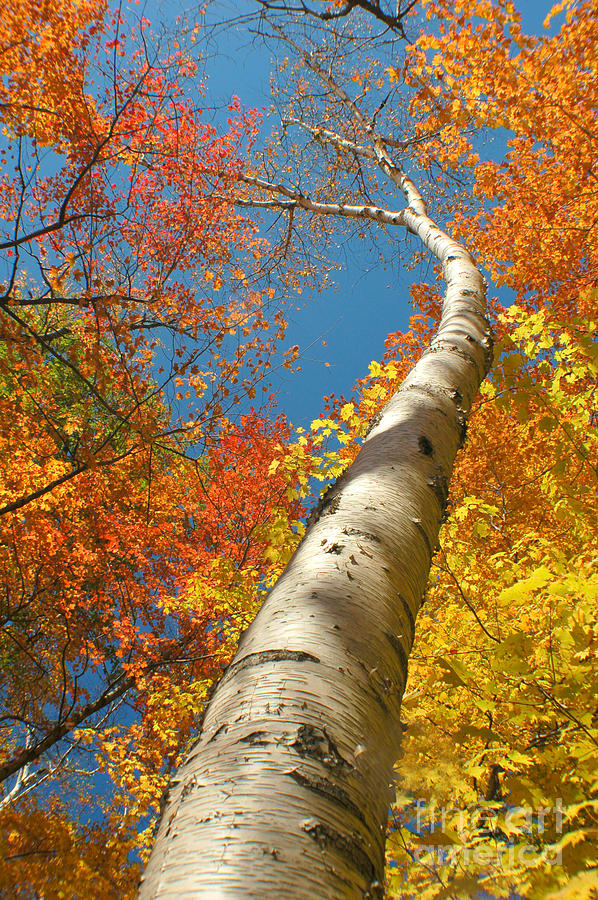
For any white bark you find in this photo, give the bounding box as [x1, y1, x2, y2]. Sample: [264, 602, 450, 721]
[139, 16, 493, 895]
[138, 199, 491, 896]
[237, 173, 409, 226]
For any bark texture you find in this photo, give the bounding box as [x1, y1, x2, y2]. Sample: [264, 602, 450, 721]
[138, 204, 491, 898]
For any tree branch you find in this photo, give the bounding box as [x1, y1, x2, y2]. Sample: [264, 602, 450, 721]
[256, 0, 417, 35]
[237, 172, 408, 226]
[0, 644, 218, 786]
[266, 20, 427, 213]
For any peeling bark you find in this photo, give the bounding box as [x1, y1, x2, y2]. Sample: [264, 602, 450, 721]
[138, 195, 491, 896]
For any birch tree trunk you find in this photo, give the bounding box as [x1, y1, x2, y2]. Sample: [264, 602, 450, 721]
[138, 194, 492, 896]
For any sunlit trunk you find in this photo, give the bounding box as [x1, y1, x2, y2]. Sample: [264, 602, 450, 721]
[138, 209, 491, 898]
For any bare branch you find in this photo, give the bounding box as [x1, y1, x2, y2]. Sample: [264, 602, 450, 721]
[283, 117, 378, 159]
[265, 20, 427, 212]
[0, 644, 218, 786]
[256, 0, 417, 35]
[237, 172, 408, 226]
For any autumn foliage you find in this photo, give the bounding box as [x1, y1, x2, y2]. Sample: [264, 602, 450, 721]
[303, 1, 597, 896]
[0, 1, 309, 895]
[1, 0, 598, 897]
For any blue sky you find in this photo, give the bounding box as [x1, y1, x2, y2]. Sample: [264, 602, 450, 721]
[153, 0, 556, 430]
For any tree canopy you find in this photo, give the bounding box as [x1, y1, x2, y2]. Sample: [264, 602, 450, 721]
[0, 0, 596, 898]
